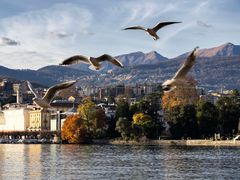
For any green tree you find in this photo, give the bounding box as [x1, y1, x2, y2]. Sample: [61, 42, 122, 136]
[167, 105, 199, 139]
[232, 89, 239, 96]
[132, 112, 155, 138]
[115, 98, 131, 120]
[78, 97, 96, 137]
[77, 97, 106, 139]
[115, 117, 132, 140]
[196, 100, 219, 137]
[216, 96, 240, 135]
[129, 92, 164, 138]
[133, 92, 162, 119]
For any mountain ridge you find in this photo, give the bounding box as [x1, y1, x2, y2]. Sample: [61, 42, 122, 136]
[0, 42, 239, 89]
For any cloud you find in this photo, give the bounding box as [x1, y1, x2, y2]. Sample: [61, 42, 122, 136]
[0, 3, 92, 48]
[0, 37, 20, 46]
[196, 20, 212, 28]
[192, 1, 210, 15]
[49, 31, 72, 39]
[0, 3, 93, 69]
[154, 22, 195, 48]
[122, 1, 176, 25]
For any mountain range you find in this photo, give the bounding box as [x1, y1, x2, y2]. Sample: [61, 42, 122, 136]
[0, 42, 239, 90]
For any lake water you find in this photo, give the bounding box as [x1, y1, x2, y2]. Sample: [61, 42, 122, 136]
[0, 144, 239, 179]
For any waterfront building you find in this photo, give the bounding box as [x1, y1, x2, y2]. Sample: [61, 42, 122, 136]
[0, 106, 30, 131]
[28, 108, 51, 131]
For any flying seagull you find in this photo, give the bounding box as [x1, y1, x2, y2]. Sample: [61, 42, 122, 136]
[27, 80, 77, 108]
[123, 21, 181, 40]
[60, 54, 124, 70]
[162, 47, 199, 92]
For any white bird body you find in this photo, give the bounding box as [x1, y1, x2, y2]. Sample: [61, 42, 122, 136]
[27, 80, 77, 108]
[162, 47, 199, 92]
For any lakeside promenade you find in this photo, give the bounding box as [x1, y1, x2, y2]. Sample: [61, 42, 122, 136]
[96, 139, 240, 147]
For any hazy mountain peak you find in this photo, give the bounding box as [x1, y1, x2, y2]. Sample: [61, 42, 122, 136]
[197, 42, 240, 57]
[145, 51, 167, 61]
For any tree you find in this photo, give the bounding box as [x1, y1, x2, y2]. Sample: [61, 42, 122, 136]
[93, 107, 107, 138]
[132, 112, 155, 138]
[61, 115, 88, 143]
[216, 96, 240, 136]
[196, 100, 219, 137]
[162, 76, 199, 110]
[232, 89, 239, 96]
[167, 105, 199, 139]
[115, 98, 131, 120]
[62, 97, 107, 143]
[115, 117, 132, 140]
[77, 97, 97, 138]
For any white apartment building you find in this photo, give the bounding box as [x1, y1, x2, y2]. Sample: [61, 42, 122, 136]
[0, 107, 30, 131]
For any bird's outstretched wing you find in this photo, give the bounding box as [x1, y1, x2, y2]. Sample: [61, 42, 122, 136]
[27, 81, 40, 98]
[152, 21, 181, 32]
[173, 47, 199, 79]
[122, 26, 147, 31]
[60, 55, 89, 65]
[97, 54, 124, 68]
[42, 80, 77, 103]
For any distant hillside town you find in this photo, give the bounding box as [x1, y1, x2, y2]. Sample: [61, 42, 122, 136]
[0, 77, 239, 143]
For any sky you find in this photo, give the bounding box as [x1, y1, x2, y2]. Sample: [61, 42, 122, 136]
[0, 0, 239, 69]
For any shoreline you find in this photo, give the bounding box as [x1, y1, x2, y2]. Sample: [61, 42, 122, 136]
[93, 139, 240, 146]
[1, 139, 240, 146]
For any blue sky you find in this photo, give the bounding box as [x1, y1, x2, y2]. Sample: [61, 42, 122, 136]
[0, 0, 239, 69]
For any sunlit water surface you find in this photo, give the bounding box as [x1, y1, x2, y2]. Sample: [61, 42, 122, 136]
[0, 144, 239, 179]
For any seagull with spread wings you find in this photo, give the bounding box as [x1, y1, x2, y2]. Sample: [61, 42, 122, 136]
[60, 54, 124, 71]
[123, 21, 181, 40]
[27, 80, 77, 108]
[162, 47, 199, 92]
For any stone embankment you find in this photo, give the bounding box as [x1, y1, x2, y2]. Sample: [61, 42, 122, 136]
[106, 139, 240, 146]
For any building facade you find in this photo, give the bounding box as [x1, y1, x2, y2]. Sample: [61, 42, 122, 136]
[28, 108, 51, 131]
[0, 107, 30, 131]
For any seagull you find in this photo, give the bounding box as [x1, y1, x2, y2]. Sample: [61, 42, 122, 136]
[162, 47, 199, 92]
[123, 21, 181, 40]
[27, 80, 77, 108]
[60, 54, 124, 70]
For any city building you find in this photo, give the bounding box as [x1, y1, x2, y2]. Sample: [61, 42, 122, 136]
[28, 108, 52, 131]
[0, 106, 30, 131]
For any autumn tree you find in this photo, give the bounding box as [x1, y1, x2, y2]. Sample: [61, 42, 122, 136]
[132, 112, 155, 138]
[77, 97, 106, 138]
[62, 97, 107, 143]
[61, 115, 88, 143]
[162, 76, 199, 110]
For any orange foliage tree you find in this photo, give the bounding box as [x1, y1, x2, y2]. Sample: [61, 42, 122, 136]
[62, 97, 107, 143]
[61, 115, 88, 143]
[162, 77, 199, 110]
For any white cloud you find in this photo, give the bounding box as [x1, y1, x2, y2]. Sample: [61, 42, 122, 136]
[122, 1, 177, 26]
[0, 3, 93, 69]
